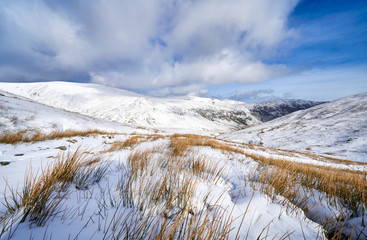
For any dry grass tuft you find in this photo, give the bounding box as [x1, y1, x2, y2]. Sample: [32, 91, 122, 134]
[105, 196, 239, 240]
[119, 148, 197, 212]
[0, 147, 108, 236]
[2, 132, 366, 239]
[246, 153, 367, 214]
[115, 144, 241, 239]
[168, 134, 367, 238]
[247, 153, 367, 239]
[169, 134, 242, 156]
[0, 129, 115, 144]
[105, 136, 144, 152]
[104, 134, 165, 153]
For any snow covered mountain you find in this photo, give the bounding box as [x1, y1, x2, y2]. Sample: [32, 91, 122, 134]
[0, 89, 134, 135]
[223, 92, 367, 162]
[2, 81, 364, 161]
[1, 82, 367, 239]
[249, 98, 324, 122]
[0, 82, 260, 134]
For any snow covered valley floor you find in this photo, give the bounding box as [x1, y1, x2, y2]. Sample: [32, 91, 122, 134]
[1, 132, 366, 239]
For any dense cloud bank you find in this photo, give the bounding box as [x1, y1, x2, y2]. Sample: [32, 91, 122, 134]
[0, 0, 298, 95]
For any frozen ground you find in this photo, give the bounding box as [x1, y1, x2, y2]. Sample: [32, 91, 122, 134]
[0, 135, 321, 239]
[1, 133, 366, 239]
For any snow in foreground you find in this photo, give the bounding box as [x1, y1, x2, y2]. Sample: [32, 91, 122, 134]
[1, 133, 366, 239]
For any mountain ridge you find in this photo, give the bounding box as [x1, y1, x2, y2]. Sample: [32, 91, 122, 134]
[0, 88, 135, 135]
[0, 82, 323, 134]
[0, 82, 261, 134]
[223, 92, 367, 162]
[249, 98, 325, 122]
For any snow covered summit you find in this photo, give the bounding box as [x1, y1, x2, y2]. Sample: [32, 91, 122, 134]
[0, 89, 132, 134]
[0, 82, 260, 134]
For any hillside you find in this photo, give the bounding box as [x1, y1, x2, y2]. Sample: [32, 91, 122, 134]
[223, 93, 367, 162]
[0, 86, 366, 239]
[0, 89, 136, 135]
[249, 98, 324, 122]
[0, 82, 260, 134]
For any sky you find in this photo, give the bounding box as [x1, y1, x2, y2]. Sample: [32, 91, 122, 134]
[0, 0, 366, 102]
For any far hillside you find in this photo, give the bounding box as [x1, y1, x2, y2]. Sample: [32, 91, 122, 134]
[249, 98, 324, 122]
[223, 92, 367, 162]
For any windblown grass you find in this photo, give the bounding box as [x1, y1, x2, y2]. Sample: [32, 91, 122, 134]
[104, 134, 165, 152]
[105, 136, 144, 152]
[103, 196, 240, 240]
[114, 142, 239, 239]
[170, 134, 367, 213]
[166, 134, 367, 239]
[169, 134, 242, 156]
[0, 129, 115, 144]
[245, 153, 367, 213]
[2, 132, 366, 239]
[120, 147, 221, 212]
[0, 147, 108, 237]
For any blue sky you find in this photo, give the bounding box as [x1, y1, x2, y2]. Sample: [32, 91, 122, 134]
[209, 0, 367, 101]
[0, 0, 366, 102]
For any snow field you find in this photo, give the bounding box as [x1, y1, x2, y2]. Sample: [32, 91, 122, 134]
[224, 93, 367, 162]
[1, 133, 366, 239]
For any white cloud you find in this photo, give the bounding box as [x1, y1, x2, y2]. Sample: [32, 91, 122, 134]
[0, 0, 87, 69]
[0, 0, 299, 95]
[149, 50, 290, 87]
[91, 50, 290, 95]
[166, 0, 298, 57]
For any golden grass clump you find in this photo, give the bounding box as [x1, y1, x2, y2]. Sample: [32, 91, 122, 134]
[169, 134, 367, 238]
[105, 134, 165, 153]
[252, 162, 367, 239]
[105, 195, 239, 240]
[115, 145, 241, 240]
[105, 136, 144, 152]
[124, 144, 224, 203]
[2, 132, 366, 239]
[120, 148, 197, 212]
[169, 136, 194, 156]
[0, 147, 108, 236]
[0, 129, 114, 144]
[245, 153, 367, 214]
[169, 134, 242, 157]
[127, 150, 151, 177]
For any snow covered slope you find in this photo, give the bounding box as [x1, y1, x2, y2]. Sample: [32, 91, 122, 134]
[249, 99, 324, 122]
[0, 82, 260, 134]
[0, 89, 135, 134]
[223, 93, 367, 162]
[1, 84, 367, 239]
